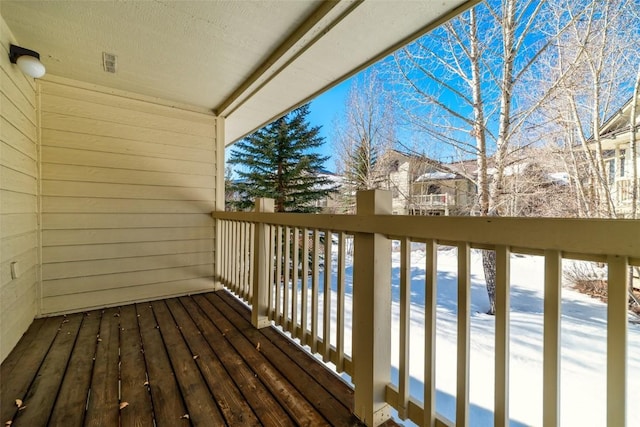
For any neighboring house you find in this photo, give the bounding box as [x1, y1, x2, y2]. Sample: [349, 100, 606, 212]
[310, 169, 343, 213]
[593, 93, 640, 217]
[377, 150, 477, 216]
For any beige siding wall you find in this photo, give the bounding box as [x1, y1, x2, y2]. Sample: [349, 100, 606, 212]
[39, 78, 217, 314]
[0, 17, 39, 361]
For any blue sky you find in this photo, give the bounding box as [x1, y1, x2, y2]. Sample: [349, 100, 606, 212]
[306, 79, 352, 172]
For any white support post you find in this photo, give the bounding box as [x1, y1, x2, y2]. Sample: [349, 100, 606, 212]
[353, 190, 392, 426]
[252, 198, 274, 329]
[607, 255, 628, 427]
[213, 116, 226, 291]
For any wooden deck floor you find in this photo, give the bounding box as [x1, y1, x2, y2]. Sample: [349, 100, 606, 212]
[1, 290, 365, 426]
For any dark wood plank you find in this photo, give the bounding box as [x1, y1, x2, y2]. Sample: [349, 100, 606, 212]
[49, 311, 102, 427]
[192, 294, 329, 426]
[151, 300, 225, 425]
[179, 296, 294, 427]
[119, 305, 154, 427]
[12, 314, 83, 427]
[85, 308, 120, 427]
[1, 317, 62, 424]
[135, 303, 188, 426]
[218, 290, 356, 410]
[208, 292, 356, 427]
[0, 318, 46, 384]
[166, 298, 261, 427]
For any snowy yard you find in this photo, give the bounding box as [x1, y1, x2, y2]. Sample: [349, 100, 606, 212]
[305, 244, 640, 426]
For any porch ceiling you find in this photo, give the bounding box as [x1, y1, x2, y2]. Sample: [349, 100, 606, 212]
[1, 0, 476, 145]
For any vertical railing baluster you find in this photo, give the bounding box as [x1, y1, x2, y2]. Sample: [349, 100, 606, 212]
[495, 245, 510, 427]
[424, 239, 437, 427]
[607, 255, 628, 427]
[248, 222, 255, 301]
[244, 222, 251, 299]
[284, 226, 291, 331]
[311, 229, 320, 352]
[235, 221, 241, 295]
[230, 221, 235, 294]
[225, 220, 231, 289]
[238, 221, 243, 297]
[292, 227, 300, 338]
[336, 231, 346, 371]
[302, 228, 310, 343]
[221, 220, 227, 287]
[398, 237, 411, 420]
[323, 230, 332, 362]
[543, 250, 561, 427]
[275, 225, 283, 324]
[267, 225, 274, 319]
[456, 242, 471, 427]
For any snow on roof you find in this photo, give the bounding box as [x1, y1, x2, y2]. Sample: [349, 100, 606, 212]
[416, 171, 458, 181]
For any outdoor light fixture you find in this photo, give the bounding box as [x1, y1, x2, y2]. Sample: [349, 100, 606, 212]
[9, 44, 46, 78]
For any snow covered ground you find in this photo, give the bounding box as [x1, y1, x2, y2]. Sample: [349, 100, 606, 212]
[303, 244, 640, 426]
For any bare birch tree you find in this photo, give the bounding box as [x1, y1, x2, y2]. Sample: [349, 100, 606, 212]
[533, 0, 640, 219]
[391, 0, 569, 314]
[334, 70, 396, 212]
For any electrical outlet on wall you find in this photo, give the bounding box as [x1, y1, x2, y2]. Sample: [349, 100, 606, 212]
[10, 261, 19, 279]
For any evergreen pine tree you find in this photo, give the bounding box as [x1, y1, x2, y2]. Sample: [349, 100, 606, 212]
[227, 104, 336, 213]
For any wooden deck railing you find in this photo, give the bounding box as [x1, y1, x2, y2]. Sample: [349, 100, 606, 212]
[212, 190, 640, 427]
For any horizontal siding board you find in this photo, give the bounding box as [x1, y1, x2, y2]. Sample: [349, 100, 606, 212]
[43, 267, 214, 298]
[41, 113, 214, 151]
[41, 128, 213, 163]
[41, 278, 213, 315]
[43, 239, 213, 263]
[43, 227, 213, 246]
[1, 251, 37, 289]
[1, 16, 38, 363]
[41, 164, 214, 189]
[41, 93, 214, 138]
[40, 81, 214, 125]
[0, 231, 38, 263]
[42, 196, 213, 214]
[1, 93, 37, 141]
[1, 67, 36, 124]
[42, 146, 214, 176]
[1, 267, 37, 316]
[42, 213, 213, 229]
[1, 166, 37, 194]
[1, 213, 37, 238]
[1, 190, 37, 214]
[0, 285, 37, 361]
[38, 79, 217, 313]
[1, 142, 37, 177]
[42, 180, 214, 202]
[42, 250, 213, 279]
[1, 117, 37, 160]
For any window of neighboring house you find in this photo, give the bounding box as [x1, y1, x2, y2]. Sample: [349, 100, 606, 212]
[608, 159, 615, 184]
[391, 185, 400, 198]
[427, 184, 440, 194]
[390, 160, 400, 172]
[620, 149, 626, 177]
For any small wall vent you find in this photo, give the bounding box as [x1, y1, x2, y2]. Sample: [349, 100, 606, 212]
[102, 52, 117, 73]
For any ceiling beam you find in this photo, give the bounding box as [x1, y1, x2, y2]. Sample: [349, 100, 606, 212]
[214, 0, 363, 118]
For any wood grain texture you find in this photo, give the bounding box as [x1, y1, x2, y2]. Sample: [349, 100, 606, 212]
[1, 291, 361, 426]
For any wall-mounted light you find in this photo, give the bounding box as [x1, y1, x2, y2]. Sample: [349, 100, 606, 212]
[9, 44, 46, 78]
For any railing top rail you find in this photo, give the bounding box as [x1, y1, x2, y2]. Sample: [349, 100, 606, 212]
[212, 211, 640, 261]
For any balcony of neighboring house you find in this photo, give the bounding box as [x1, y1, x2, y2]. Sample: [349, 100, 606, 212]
[409, 193, 449, 216]
[2, 2, 640, 427]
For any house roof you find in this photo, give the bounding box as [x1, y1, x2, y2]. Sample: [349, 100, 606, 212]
[0, 0, 477, 145]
